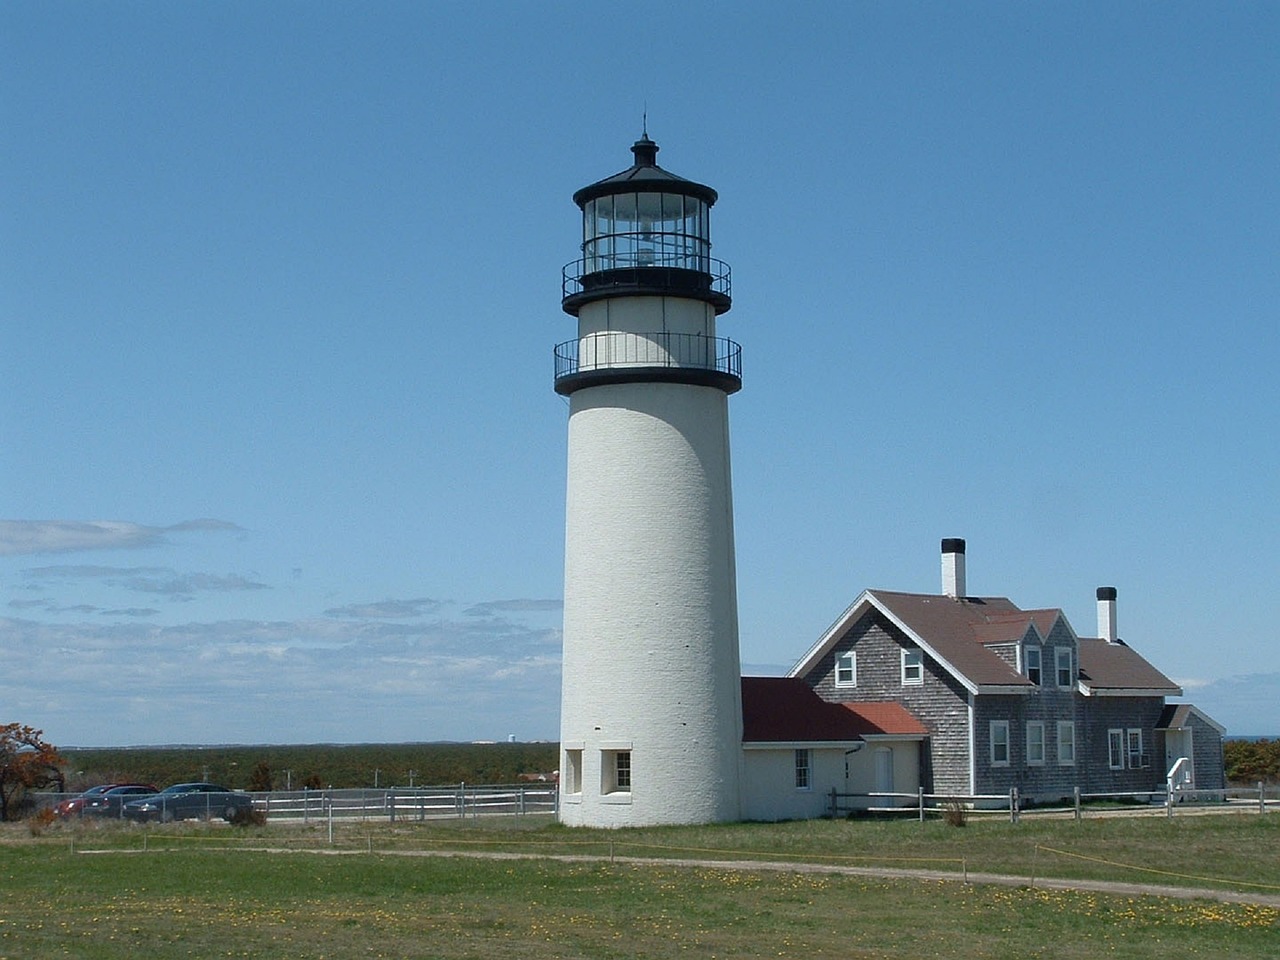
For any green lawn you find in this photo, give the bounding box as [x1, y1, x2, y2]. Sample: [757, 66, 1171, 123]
[2, 813, 1278, 958]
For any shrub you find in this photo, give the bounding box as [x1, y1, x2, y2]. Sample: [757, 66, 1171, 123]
[27, 807, 57, 837]
[229, 807, 267, 828]
[942, 798, 967, 827]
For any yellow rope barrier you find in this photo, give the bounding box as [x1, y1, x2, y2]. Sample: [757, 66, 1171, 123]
[1035, 844, 1280, 892]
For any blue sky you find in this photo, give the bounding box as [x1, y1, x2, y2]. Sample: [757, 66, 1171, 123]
[3, 3, 1277, 746]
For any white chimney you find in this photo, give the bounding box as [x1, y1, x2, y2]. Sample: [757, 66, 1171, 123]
[1096, 586, 1118, 642]
[941, 538, 966, 598]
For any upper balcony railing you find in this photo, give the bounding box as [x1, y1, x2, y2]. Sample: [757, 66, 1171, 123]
[561, 255, 732, 316]
[553, 331, 742, 396]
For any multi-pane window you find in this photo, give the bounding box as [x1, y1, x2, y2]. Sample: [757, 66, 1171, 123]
[1057, 722, 1076, 765]
[835, 651, 857, 687]
[901, 648, 924, 685]
[1127, 729, 1146, 769]
[602, 749, 632, 794]
[1056, 648, 1074, 688]
[794, 749, 811, 790]
[1026, 722, 1045, 766]
[990, 721, 1010, 766]
[1108, 729, 1125, 769]
[1025, 646, 1042, 686]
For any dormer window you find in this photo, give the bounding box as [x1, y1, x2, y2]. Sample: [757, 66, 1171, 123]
[1056, 648, 1074, 689]
[835, 651, 857, 687]
[1024, 646, 1042, 686]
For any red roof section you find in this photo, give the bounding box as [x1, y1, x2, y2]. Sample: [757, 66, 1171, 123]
[741, 677, 927, 742]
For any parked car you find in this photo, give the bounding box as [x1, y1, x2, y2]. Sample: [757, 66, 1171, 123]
[122, 783, 255, 823]
[54, 788, 131, 819]
[81, 784, 160, 818]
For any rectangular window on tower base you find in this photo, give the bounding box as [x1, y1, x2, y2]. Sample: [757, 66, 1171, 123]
[601, 747, 632, 798]
[563, 748, 583, 796]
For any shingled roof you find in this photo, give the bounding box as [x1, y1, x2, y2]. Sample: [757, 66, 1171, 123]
[790, 588, 1177, 697]
[741, 677, 927, 743]
[1079, 638, 1181, 695]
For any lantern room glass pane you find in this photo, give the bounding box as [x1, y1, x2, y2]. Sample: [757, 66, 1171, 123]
[581, 190, 712, 274]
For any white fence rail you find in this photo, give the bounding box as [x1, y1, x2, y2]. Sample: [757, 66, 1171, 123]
[36, 783, 559, 823]
[258, 783, 558, 822]
[829, 782, 1280, 822]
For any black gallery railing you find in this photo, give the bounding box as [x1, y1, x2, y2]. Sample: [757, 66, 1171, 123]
[554, 331, 742, 383]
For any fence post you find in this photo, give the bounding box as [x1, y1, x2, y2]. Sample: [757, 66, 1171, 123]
[1166, 783, 1174, 819]
[919, 787, 925, 823]
[1010, 787, 1019, 824]
[829, 787, 837, 817]
[1261, 781, 1266, 815]
[1074, 785, 1081, 821]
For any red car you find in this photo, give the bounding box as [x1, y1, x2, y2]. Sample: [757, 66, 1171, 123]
[55, 783, 157, 819]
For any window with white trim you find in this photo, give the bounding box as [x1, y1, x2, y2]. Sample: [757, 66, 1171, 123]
[794, 749, 811, 790]
[835, 651, 857, 687]
[1057, 721, 1075, 765]
[1056, 647, 1074, 688]
[1026, 721, 1045, 766]
[1127, 729, 1146, 769]
[990, 720, 1010, 766]
[901, 648, 923, 686]
[563, 749, 583, 794]
[1024, 645, 1042, 686]
[1108, 728, 1125, 769]
[602, 749, 631, 794]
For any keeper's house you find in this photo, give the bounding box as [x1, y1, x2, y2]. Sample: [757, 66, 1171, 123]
[739, 539, 1224, 818]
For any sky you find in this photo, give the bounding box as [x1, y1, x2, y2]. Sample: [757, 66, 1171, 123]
[3, 2, 1277, 746]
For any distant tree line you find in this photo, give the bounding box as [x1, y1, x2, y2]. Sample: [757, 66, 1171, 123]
[1224, 739, 1280, 784]
[58, 742, 559, 793]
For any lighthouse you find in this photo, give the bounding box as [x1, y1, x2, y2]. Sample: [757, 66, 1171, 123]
[555, 135, 744, 826]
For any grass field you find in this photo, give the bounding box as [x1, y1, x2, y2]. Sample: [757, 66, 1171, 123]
[2, 813, 1278, 958]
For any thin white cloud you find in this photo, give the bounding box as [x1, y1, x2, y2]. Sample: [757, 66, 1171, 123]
[464, 598, 563, 617]
[0, 611, 562, 745]
[324, 598, 444, 619]
[118, 572, 270, 596]
[0, 518, 244, 557]
[20, 564, 269, 599]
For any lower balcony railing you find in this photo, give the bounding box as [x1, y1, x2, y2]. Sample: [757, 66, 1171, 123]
[553, 331, 742, 396]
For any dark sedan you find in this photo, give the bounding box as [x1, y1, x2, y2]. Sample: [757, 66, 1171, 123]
[122, 782, 255, 823]
[81, 784, 159, 818]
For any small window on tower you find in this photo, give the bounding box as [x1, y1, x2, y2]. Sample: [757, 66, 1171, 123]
[602, 749, 631, 795]
[563, 749, 583, 795]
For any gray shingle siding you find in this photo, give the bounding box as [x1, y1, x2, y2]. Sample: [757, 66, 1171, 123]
[805, 609, 971, 794]
[796, 602, 1218, 802]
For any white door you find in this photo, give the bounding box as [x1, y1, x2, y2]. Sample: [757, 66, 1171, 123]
[1165, 729, 1194, 788]
[875, 747, 894, 794]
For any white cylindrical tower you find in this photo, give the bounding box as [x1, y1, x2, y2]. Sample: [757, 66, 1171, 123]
[556, 135, 743, 826]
